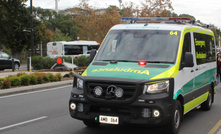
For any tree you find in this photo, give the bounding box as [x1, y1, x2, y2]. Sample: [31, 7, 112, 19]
[53, 29, 71, 41]
[167, 11, 178, 17]
[139, 0, 173, 17]
[95, 6, 121, 43]
[0, 1, 53, 60]
[179, 14, 195, 20]
[121, 2, 138, 17]
[72, 0, 101, 41]
[0, 0, 30, 60]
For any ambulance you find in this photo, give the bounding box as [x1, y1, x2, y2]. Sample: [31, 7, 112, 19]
[69, 17, 217, 134]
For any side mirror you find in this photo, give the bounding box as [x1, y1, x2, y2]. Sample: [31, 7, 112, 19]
[89, 49, 97, 63]
[180, 52, 194, 69]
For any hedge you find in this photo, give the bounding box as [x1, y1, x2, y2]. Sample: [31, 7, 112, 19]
[0, 72, 64, 89]
[31, 55, 89, 70]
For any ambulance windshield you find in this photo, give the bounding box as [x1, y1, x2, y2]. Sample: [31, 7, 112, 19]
[95, 30, 181, 63]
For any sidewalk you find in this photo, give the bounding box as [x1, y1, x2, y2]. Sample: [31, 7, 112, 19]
[0, 69, 73, 97]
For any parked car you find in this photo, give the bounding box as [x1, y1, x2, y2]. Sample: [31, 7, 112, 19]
[0, 51, 20, 70]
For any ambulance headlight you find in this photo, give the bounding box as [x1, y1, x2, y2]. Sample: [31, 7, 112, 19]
[143, 80, 169, 94]
[77, 78, 83, 89]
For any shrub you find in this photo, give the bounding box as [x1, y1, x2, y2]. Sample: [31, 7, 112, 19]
[0, 78, 4, 88]
[29, 74, 38, 85]
[73, 57, 79, 66]
[69, 72, 74, 77]
[32, 56, 44, 69]
[42, 73, 50, 83]
[33, 72, 45, 84]
[37, 74, 44, 84]
[55, 73, 62, 81]
[17, 72, 26, 77]
[1, 79, 11, 89]
[20, 75, 30, 86]
[46, 73, 56, 82]
[54, 76, 59, 81]
[57, 56, 72, 63]
[9, 76, 21, 87]
[7, 75, 16, 79]
[78, 56, 89, 66]
[63, 73, 70, 77]
[42, 57, 56, 69]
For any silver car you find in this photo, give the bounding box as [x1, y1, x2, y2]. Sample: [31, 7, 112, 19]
[0, 51, 20, 70]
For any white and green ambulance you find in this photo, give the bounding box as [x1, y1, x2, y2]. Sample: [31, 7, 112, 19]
[69, 17, 217, 134]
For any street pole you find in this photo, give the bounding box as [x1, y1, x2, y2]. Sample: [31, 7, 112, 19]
[30, 0, 34, 57]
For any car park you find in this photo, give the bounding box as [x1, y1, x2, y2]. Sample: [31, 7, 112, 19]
[0, 51, 20, 70]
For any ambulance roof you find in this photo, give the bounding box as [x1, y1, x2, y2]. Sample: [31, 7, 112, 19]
[110, 23, 213, 33]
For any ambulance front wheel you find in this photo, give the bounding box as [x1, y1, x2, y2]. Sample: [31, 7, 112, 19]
[83, 120, 100, 127]
[164, 100, 181, 134]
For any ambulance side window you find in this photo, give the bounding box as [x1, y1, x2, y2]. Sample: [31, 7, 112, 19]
[181, 33, 191, 64]
[194, 33, 216, 65]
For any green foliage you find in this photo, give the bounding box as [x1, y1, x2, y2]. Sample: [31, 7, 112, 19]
[57, 56, 72, 63]
[69, 72, 74, 77]
[55, 73, 62, 81]
[77, 56, 90, 66]
[32, 56, 44, 69]
[1, 79, 11, 89]
[17, 72, 26, 77]
[0, 72, 64, 89]
[2, 47, 12, 56]
[42, 73, 50, 83]
[29, 74, 38, 85]
[46, 73, 56, 82]
[32, 72, 44, 84]
[20, 75, 30, 86]
[73, 57, 79, 66]
[31, 56, 76, 69]
[63, 73, 70, 77]
[0, 78, 4, 87]
[9, 76, 21, 87]
[42, 56, 56, 69]
[179, 14, 195, 20]
[53, 29, 71, 41]
[0, 0, 29, 54]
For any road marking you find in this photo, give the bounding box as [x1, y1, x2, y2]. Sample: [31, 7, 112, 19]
[0, 85, 72, 99]
[208, 120, 221, 134]
[0, 116, 47, 131]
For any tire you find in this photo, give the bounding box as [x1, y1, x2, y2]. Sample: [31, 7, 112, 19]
[83, 120, 100, 127]
[164, 100, 182, 134]
[201, 88, 212, 110]
[14, 63, 19, 70]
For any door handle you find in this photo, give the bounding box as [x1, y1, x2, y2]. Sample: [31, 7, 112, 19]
[196, 68, 199, 71]
[191, 70, 194, 72]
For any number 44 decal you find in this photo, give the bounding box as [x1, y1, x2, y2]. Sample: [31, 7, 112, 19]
[170, 31, 178, 35]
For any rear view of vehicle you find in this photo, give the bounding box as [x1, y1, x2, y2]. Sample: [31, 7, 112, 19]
[69, 17, 216, 134]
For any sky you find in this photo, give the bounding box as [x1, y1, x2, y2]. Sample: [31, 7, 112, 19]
[25, 0, 221, 30]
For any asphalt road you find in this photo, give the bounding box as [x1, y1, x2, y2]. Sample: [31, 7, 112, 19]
[0, 84, 221, 134]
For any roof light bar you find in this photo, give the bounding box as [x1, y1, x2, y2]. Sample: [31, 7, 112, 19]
[121, 17, 191, 23]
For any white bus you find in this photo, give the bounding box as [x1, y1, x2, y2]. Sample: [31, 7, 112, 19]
[47, 40, 100, 57]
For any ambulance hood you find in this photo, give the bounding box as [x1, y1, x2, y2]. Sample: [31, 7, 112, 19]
[82, 61, 176, 80]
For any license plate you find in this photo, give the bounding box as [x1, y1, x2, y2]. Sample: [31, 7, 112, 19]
[99, 115, 119, 125]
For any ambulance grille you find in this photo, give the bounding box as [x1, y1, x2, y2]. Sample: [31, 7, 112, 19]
[86, 82, 136, 100]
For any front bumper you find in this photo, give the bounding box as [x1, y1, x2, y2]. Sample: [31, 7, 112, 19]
[69, 73, 175, 126]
